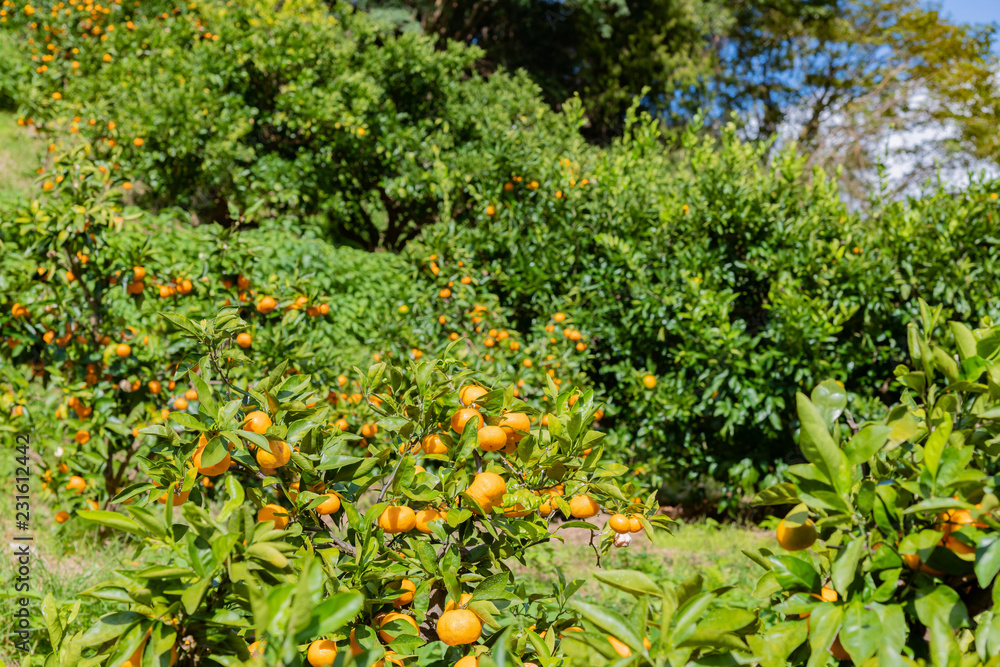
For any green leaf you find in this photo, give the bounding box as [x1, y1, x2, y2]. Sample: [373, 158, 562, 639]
[839, 598, 880, 664]
[923, 413, 953, 480]
[181, 577, 212, 614]
[845, 425, 892, 466]
[188, 370, 217, 419]
[569, 599, 645, 656]
[831, 537, 865, 597]
[246, 543, 289, 569]
[975, 537, 1000, 588]
[79, 611, 144, 646]
[811, 379, 847, 427]
[470, 573, 510, 603]
[751, 482, 800, 507]
[914, 585, 969, 630]
[593, 570, 663, 597]
[765, 555, 821, 593]
[950, 322, 978, 360]
[796, 392, 850, 495]
[77, 510, 146, 537]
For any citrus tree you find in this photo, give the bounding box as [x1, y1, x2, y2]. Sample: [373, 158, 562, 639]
[25, 302, 674, 666]
[747, 301, 1000, 665]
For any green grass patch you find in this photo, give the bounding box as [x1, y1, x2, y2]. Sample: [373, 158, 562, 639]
[0, 111, 43, 205]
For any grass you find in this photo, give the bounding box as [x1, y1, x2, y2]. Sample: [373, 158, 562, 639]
[0, 445, 139, 665]
[515, 518, 771, 613]
[0, 110, 43, 205]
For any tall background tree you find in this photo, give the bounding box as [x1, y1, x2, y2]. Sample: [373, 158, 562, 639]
[359, 0, 1000, 196]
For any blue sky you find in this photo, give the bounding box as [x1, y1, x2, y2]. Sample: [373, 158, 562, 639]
[938, 0, 1000, 26]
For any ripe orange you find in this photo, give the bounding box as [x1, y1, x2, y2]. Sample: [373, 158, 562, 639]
[469, 472, 506, 501]
[185, 389, 198, 401]
[157, 488, 190, 506]
[642, 374, 656, 389]
[176, 279, 193, 295]
[315, 493, 341, 515]
[459, 385, 488, 406]
[257, 296, 277, 314]
[378, 613, 419, 642]
[335, 418, 350, 431]
[75, 429, 90, 445]
[258, 504, 290, 529]
[55, 510, 70, 523]
[248, 640, 265, 657]
[379, 506, 416, 533]
[902, 553, 944, 576]
[628, 514, 644, 533]
[422, 433, 450, 455]
[440, 288, 452, 298]
[445, 593, 473, 611]
[306, 639, 337, 666]
[415, 508, 445, 533]
[256, 439, 291, 468]
[776, 517, 817, 551]
[503, 503, 531, 517]
[174, 398, 188, 411]
[148, 380, 161, 394]
[389, 579, 416, 607]
[455, 656, 478, 667]
[498, 412, 530, 443]
[244, 410, 272, 434]
[608, 514, 630, 533]
[236, 332, 252, 348]
[437, 609, 482, 646]
[554, 312, 566, 322]
[361, 423, 378, 438]
[477, 425, 507, 452]
[193, 435, 231, 476]
[67, 476, 86, 493]
[451, 408, 483, 434]
[115, 343, 131, 357]
[569, 494, 600, 518]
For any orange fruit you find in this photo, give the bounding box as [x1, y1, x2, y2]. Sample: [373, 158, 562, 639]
[361, 423, 378, 438]
[256, 439, 291, 468]
[459, 385, 488, 406]
[75, 429, 90, 445]
[66, 476, 86, 493]
[314, 493, 341, 515]
[451, 408, 483, 434]
[148, 380, 161, 394]
[422, 433, 450, 455]
[445, 593, 473, 611]
[608, 514, 630, 533]
[236, 332, 252, 348]
[185, 389, 198, 401]
[503, 503, 531, 518]
[477, 425, 507, 452]
[642, 375, 656, 389]
[55, 510, 70, 523]
[437, 609, 482, 646]
[389, 579, 416, 607]
[157, 487, 190, 506]
[244, 410, 272, 434]
[628, 515, 643, 533]
[306, 639, 337, 666]
[498, 412, 530, 443]
[569, 494, 600, 518]
[378, 613, 419, 643]
[608, 636, 631, 657]
[902, 553, 944, 576]
[116, 343, 131, 357]
[248, 640, 265, 657]
[257, 296, 277, 314]
[379, 506, 416, 533]
[553, 312, 566, 322]
[415, 508, 445, 533]
[455, 657, 478, 667]
[174, 398, 188, 411]
[468, 472, 506, 501]
[193, 435, 232, 476]
[776, 517, 817, 551]
[258, 503, 290, 529]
